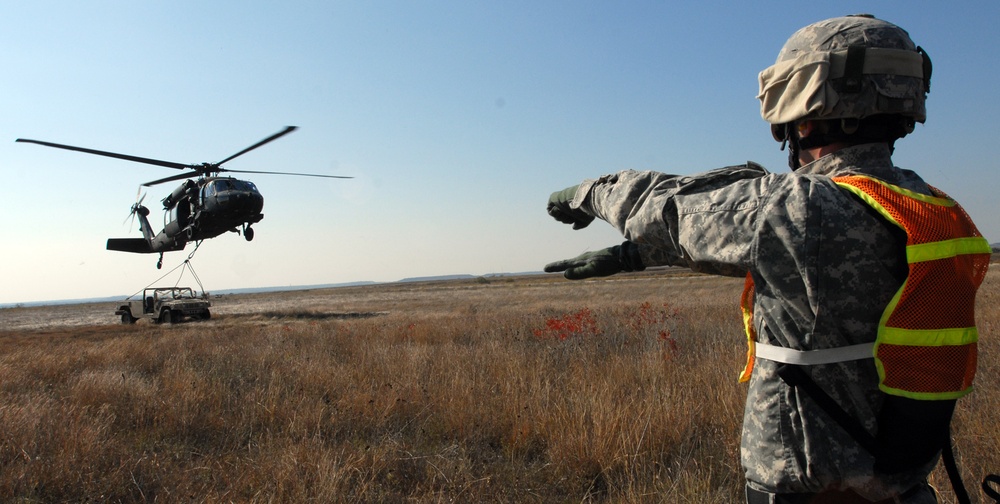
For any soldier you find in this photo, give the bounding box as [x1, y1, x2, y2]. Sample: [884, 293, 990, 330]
[545, 15, 991, 504]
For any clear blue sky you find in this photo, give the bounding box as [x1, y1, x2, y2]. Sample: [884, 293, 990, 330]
[2, 2, 998, 304]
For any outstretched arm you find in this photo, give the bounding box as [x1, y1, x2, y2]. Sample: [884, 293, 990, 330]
[546, 163, 769, 277]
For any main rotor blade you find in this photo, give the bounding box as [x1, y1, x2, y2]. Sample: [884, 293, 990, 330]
[142, 171, 200, 187]
[223, 168, 353, 179]
[214, 126, 298, 166]
[15, 138, 192, 170]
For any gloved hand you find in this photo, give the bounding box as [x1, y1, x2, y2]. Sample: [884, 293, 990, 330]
[547, 185, 595, 230]
[544, 241, 645, 280]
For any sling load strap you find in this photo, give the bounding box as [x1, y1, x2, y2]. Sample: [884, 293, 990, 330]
[775, 363, 975, 503]
[176, 241, 205, 294]
[174, 260, 205, 296]
[124, 241, 205, 300]
[125, 258, 190, 300]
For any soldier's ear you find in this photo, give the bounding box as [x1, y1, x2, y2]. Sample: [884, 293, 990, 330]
[796, 121, 815, 139]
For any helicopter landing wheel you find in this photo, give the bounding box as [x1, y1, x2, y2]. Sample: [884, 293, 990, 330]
[157, 253, 163, 269]
[244, 225, 254, 241]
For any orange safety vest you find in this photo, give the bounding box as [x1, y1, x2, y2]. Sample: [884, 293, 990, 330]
[740, 175, 991, 400]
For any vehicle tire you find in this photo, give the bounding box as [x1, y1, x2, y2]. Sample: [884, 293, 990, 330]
[202, 309, 211, 320]
[160, 310, 174, 324]
[120, 311, 137, 325]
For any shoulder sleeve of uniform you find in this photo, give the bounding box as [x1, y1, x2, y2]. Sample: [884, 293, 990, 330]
[573, 163, 771, 274]
[576, 162, 769, 223]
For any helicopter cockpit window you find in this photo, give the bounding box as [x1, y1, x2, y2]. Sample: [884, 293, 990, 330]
[213, 180, 233, 193]
[230, 179, 258, 193]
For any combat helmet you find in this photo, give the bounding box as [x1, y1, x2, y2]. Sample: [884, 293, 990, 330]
[758, 14, 932, 144]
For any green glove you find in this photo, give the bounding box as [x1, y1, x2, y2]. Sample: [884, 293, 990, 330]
[544, 241, 645, 280]
[547, 185, 595, 230]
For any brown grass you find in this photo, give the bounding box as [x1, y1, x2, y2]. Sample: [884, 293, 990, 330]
[1, 267, 997, 503]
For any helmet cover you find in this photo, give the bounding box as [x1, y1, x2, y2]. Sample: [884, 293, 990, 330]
[758, 15, 930, 126]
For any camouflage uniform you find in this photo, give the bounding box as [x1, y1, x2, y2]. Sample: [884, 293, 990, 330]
[570, 142, 938, 502]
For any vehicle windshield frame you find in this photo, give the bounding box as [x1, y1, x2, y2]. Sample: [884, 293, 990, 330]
[149, 287, 197, 300]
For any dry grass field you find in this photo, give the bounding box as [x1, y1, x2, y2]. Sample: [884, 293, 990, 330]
[1, 266, 998, 503]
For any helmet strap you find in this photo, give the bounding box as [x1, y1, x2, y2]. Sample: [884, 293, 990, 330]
[787, 123, 802, 171]
[773, 123, 802, 171]
[796, 115, 913, 157]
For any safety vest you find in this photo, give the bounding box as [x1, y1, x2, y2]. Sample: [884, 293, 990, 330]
[740, 175, 991, 400]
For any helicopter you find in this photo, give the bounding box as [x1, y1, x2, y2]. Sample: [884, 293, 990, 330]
[16, 126, 350, 268]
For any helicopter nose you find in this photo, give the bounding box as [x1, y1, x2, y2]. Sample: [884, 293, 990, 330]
[233, 191, 264, 213]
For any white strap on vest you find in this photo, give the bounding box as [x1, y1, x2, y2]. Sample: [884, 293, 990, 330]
[755, 341, 874, 366]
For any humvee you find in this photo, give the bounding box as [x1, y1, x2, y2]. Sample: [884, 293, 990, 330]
[116, 287, 211, 324]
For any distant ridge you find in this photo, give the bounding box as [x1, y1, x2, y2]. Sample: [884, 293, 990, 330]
[216, 281, 377, 295]
[1, 281, 380, 308]
[1, 274, 547, 308]
[398, 274, 477, 283]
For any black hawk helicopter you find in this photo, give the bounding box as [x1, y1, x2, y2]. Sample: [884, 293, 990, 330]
[17, 126, 350, 268]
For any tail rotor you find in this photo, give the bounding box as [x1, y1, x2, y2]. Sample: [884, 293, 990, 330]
[125, 191, 148, 232]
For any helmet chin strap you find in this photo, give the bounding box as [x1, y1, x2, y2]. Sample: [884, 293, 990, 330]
[776, 123, 803, 171]
[788, 128, 802, 171]
[780, 116, 908, 167]
[782, 119, 856, 170]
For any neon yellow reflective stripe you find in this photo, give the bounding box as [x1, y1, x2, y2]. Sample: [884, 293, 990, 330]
[836, 174, 983, 399]
[878, 326, 979, 346]
[876, 180, 953, 206]
[906, 237, 993, 263]
[739, 295, 755, 382]
[876, 280, 906, 334]
[739, 273, 756, 382]
[836, 175, 955, 206]
[739, 339, 755, 383]
[879, 384, 973, 401]
[835, 182, 903, 229]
